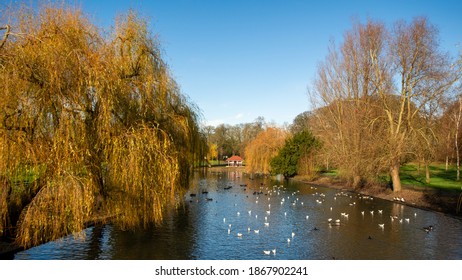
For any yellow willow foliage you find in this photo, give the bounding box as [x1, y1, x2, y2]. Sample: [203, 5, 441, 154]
[0, 5, 205, 247]
[105, 126, 180, 229]
[0, 119, 41, 235]
[15, 173, 95, 248]
[12, 101, 96, 248]
[244, 127, 287, 174]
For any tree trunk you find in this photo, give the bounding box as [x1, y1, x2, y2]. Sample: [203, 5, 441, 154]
[457, 153, 460, 181]
[353, 175, 362, 189]
[390, 160, 402, 192]
[455, 96, 462, 181]
[445, 156, 449, 171]
[85, 112, 106, 198]
[425, 162, 431, 184]
[456, 127, 460, 181]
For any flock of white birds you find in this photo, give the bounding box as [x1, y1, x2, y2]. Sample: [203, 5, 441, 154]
[207, 179, 433, 257]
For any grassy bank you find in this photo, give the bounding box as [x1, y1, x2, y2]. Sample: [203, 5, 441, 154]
[400, 163, 462, 191]
[316, 163, 462, 191]
[301, 162, 462, 216]
[196, 165, 246, 172]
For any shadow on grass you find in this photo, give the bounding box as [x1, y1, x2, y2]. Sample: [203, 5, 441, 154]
[401, 164, 462, 191]
[402, 164, 462, 214]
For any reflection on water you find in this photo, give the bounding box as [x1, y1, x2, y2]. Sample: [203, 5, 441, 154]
[15, 170, 462, 260]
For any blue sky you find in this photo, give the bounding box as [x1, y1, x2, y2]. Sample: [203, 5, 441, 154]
[78, 0, 461, 127]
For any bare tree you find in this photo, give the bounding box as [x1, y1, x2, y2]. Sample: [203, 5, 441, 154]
[434, 97, 459, 171]
[311, 17, 459, 192]
[310, 19, 388, 188]
[370, 17, 459, 191]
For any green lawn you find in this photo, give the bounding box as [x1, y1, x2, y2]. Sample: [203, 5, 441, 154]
[318, 163, 462, 192]
[196, 160, 230, 167]
[400, 163, 462, 191]
[319, 170, 338, 177]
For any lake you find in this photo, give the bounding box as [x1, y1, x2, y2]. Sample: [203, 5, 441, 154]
[14, 169, 462, 260]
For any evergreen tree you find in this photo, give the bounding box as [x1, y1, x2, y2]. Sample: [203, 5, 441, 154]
[270, 130, 319, 177]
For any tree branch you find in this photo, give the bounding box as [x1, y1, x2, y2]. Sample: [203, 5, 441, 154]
[0, 24, 11, 49]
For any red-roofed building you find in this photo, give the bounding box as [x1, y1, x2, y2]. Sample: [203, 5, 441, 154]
[226, 155, 244, 167]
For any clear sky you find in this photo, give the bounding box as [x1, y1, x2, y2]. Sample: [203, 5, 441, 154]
[77, 0, 461, 127]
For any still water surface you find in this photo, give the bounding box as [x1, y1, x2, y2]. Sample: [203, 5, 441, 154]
[15, 170, 462, 260]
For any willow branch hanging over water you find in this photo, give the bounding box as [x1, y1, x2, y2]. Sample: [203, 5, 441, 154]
[0, 4, 205, 248]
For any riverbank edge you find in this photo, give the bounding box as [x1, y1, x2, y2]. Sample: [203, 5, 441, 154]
[294, 175, 462, 219]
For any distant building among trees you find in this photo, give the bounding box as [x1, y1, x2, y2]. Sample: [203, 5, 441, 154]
[226, 155, 244, 166]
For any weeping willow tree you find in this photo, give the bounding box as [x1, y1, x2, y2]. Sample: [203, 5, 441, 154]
[244, 127, 287, 174]
[0, 4, 205, 248]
